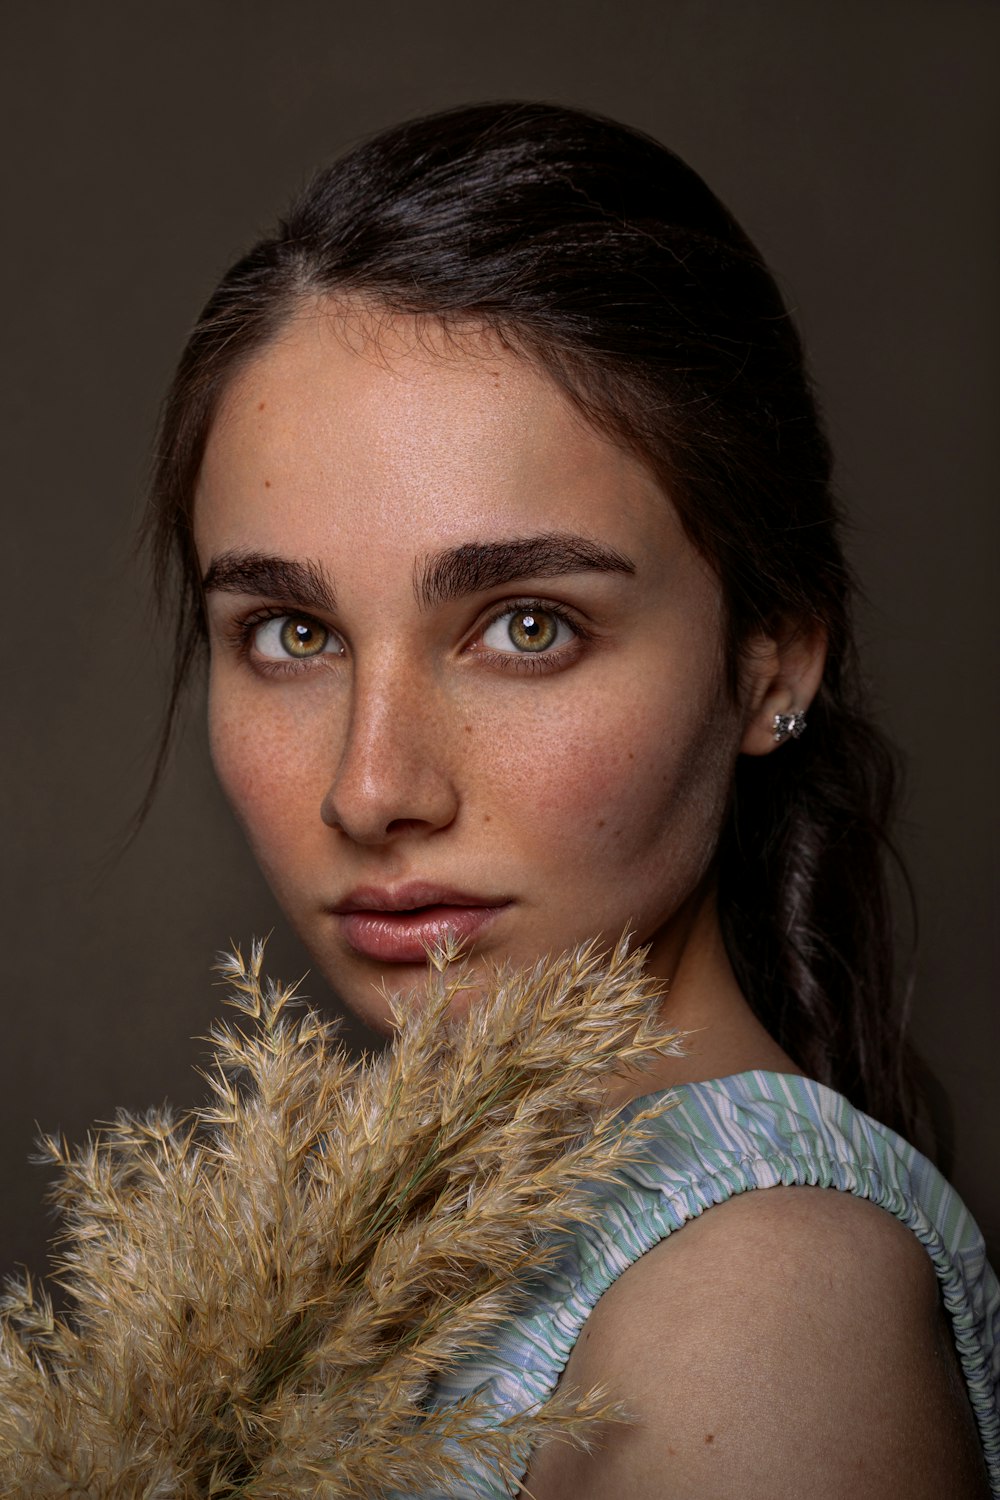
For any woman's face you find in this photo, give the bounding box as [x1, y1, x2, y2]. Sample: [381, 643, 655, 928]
[195, 305, 752, 1031]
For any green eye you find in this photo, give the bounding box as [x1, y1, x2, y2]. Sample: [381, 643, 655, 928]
[507, 610, 558, 651]
[253, 615, 340, 660]
[280, 617, 328, 657]
[482, 606, 570, 654]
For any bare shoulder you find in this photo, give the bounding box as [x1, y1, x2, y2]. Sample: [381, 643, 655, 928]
[522, 1186, 990, 1499]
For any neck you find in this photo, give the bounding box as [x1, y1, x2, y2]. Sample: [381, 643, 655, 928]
[605, 882, 802, 1107]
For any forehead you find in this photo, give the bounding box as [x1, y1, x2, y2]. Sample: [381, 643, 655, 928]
[195, 302, 680, 565]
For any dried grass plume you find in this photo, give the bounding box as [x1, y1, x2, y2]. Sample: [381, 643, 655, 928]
[0, 935, 682, 1497]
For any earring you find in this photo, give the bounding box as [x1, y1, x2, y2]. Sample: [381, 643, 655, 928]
[772, 710, 807, 744]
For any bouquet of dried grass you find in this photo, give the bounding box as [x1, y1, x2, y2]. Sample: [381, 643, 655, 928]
[0, 935, 680, 1498]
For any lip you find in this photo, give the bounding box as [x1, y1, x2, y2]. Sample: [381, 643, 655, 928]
[329, 883, 512, 964]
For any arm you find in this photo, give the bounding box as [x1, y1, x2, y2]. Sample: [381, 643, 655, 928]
[521, 1186, 989, 1499]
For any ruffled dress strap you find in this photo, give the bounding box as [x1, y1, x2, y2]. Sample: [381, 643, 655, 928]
[424, 1070, 1000, 1498]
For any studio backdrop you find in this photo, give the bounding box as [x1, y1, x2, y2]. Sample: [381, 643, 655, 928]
[2, 0, 997, 1276]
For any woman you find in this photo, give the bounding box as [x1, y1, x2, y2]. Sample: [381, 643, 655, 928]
[147, 103, 998, 1495]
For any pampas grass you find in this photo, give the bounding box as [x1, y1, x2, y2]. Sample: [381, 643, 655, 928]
[0, 935, 681, 1498]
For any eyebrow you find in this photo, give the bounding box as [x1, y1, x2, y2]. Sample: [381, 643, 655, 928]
[201, 550, 337, 614]
[416, 533, 635, 608]
[201, 533, 636, 616]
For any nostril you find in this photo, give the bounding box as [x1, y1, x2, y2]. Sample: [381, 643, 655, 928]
[383, 817, 439, 837]
[320, 732, 460, 843]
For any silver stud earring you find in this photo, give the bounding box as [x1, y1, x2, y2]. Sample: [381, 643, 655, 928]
[772, 710, 807, 744]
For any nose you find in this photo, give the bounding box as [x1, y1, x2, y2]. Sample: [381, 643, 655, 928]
[320, 657, 460, 846]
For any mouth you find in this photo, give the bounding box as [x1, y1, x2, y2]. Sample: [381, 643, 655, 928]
[329, 884, 512, 965]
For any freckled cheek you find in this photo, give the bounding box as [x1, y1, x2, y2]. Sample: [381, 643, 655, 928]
[478, 703, 668, 843]
[207, 683, 329, 848]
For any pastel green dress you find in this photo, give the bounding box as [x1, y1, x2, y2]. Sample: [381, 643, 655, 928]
[426, 1070, 1000, 1496]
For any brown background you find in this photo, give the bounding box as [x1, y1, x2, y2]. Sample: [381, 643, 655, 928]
[1, 0, 997, 1278]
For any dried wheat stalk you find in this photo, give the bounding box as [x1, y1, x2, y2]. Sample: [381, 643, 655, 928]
[0, 934, 681, 1498]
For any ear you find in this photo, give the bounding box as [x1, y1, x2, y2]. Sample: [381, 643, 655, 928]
[738, 618, 828, 757]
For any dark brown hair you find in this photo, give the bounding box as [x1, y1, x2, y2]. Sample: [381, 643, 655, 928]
[147, 101, 914, 1133]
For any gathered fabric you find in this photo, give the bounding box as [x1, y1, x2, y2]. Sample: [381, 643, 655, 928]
[426, 1069, 1000, 1498]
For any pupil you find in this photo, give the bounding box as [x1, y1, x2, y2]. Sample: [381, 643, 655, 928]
[508, 609, 556, 652]
[280, 616, 326, 656]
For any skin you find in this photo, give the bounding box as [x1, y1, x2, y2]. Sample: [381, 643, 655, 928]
[522, 1187, 990, 1499]
[196, 302, 819, 1084]
[194, 302, 987, 1494]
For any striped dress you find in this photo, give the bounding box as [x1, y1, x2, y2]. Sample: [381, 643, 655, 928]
[424, 1070, 1000, 1497]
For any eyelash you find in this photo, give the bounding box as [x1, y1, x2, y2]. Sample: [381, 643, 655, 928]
[224, 608, 338, 679]
[225, 598, 589, 677]
[473, 598, 588, 673]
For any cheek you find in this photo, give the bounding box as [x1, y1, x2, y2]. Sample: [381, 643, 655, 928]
[207, 677, 323, 861]
[481, 678, 734, 866]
